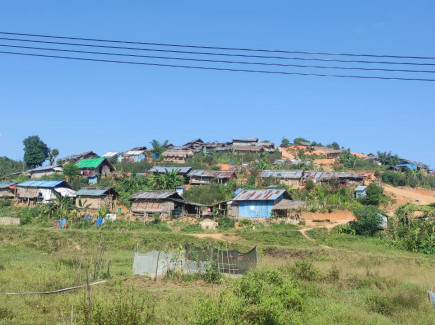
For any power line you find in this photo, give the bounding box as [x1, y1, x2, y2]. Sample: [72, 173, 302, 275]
[1, 43, 434, 74]
[1, 36, 435, 67]
[0, 30, 434, 61]
[1, 50, 435, 82]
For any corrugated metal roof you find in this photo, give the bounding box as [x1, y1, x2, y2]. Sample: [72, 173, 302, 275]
[102, 152, 119, 158]
[76, 187, 113, 196]
[0, 182, 16, 189]
[149, 166, 192, 174]
[76, 158, 105, 168]
[261, 170, 303, 179]
[28, 165, 62, 173]
[233, 189, 286, 201]
[17, 180, 68, 188]
[187, 170, 235, 178]
[303, 171, 364, 181]
[122, 150, 145, 156]
[355, 186, 368, 192]
[128, 191, 179, 200]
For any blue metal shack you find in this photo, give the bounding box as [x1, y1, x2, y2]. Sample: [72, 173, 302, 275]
[233, 189, 290, 218]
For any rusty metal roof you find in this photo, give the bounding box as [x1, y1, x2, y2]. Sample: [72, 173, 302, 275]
[187, 170, 235, 178]
[233, 189, 286, 201]
[303, 171, 364, 181]
[128, 191, 182, 201]
[261, 170, 303, 179]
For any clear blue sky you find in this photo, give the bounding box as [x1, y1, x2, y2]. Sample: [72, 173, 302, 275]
[0, 1, 434, 167]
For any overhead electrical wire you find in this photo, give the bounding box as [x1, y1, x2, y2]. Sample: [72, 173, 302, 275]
[0, 36, 435, 67]
[1, 43, 434, 74]
[1, 50, 435, 82]
[0, 30, 434, 61]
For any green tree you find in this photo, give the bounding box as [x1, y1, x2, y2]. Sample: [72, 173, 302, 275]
[280, 138, 290, 147]
[63, 162, 80, 179]
[361, 183, 384, 206]
[351, 206, 383, 236]
[48, 148, 59, 166]
[327, 142, 340, 150]
[293, 137, 310, 145]
[23, 135, 50, 168]
[0, 156, 24, 177]
[150, 139, 169, 157]
[148, 170, 184, 190]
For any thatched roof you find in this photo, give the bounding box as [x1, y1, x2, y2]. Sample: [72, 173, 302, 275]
[162, 150, 194, 158]
[272, 200, 306, 210]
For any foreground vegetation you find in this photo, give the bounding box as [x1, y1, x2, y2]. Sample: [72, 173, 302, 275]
[0, 219, 434, 324]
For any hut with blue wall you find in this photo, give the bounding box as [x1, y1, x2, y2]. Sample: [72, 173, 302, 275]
[230, 189, 291, 219]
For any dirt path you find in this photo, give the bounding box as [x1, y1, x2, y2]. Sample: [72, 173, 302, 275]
[383, 184, 435, 211]
[299, 228, 332, 249]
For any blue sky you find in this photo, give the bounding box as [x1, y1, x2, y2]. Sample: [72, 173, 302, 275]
[0, 1, 434, 167]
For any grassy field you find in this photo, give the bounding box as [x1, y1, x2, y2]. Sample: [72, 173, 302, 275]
[0, 222, 434, 324]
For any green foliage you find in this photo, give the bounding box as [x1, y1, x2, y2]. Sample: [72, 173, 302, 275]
[180, 223, 203, 233]
[291, 259, 321, 281]
[79, 290, 155, 324]
[293, 137, 310, 145]
[0, 156, 23, 177]
[48, 148, 59, 166]
[280, 137, 290, 147]
[381, 170, 435, 190]
[360, 183, 384, 206]
[217, 216, 236, 230]
[327, 142, 340, 150]
[192, 269, 304, 325]
[148, 170, 184, 190]
[184, 183, 235, 205]
[114, 160, 153, 173]
[63, 162, 80, 179]
[23, 135, 50, 168]
[351, 206, 383, 236]
[292, 183, 357, 212]
[150, 139, 169, 157]
[377, 151, 400, 166]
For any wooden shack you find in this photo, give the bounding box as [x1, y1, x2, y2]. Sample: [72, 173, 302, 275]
[0, 182, 16, 199]
[128, 190, 202, 218]
[187, 170, 236, 185]
[75, 158, 115, 179]
[15, 180, 75, 204]
[162, 150, 194, 164]
[261, 170, 303, 186]
[28, 165, 63, 179]
[75, 187, 119, 211]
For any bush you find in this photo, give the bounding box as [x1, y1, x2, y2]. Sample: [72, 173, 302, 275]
[217, 216, 235, 230]
[192, 269, 304, 324]
[360, 183, 384, 206]
[292, 259, 321, 281]
[351, 206, 383, 236]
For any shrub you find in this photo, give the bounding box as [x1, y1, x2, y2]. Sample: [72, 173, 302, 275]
[192, 269, 304, 324]
[360, 183, 384, 206]
[351, 206, 383, 236]
[217, 216, 235, 230]
[292, 259, 321, 281]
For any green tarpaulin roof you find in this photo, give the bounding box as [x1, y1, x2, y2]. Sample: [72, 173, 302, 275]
[75, 157, 105, 168]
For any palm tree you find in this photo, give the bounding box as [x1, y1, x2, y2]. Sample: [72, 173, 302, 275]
[49, 148, 59, 166]
[150, 139, 169, 157]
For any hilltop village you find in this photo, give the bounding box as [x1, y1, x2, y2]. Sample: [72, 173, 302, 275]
[1, 137, 433, 225]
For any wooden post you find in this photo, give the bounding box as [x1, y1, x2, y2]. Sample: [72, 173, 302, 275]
[86, 268, 92, 323]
